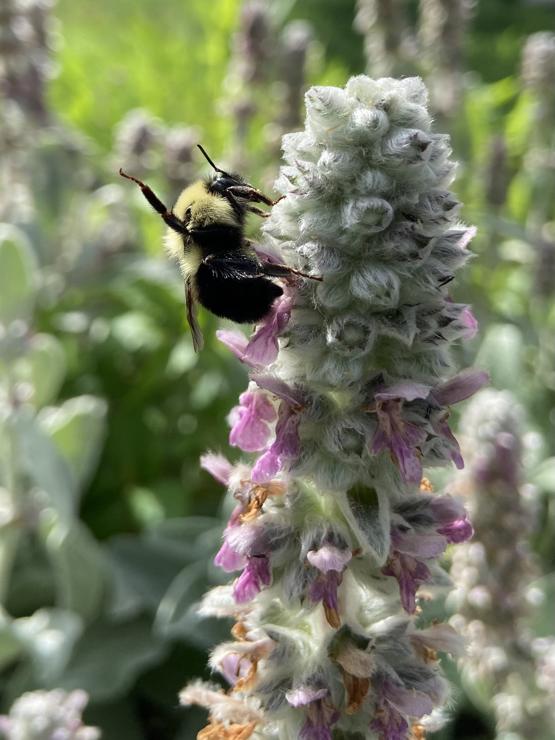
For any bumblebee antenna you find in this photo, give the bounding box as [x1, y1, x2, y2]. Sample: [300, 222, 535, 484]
[197, 144, 230, 176]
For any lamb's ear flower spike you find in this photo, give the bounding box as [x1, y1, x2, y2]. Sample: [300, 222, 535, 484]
[0, 689, 100, 740]
[182, 75, 484, 739]
[449, 389, 555, 738]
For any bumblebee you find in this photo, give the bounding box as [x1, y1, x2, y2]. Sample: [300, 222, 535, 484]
[120, 146, 320, 351]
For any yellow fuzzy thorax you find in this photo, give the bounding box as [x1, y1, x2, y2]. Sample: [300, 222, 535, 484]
[164, 181, 239, 280]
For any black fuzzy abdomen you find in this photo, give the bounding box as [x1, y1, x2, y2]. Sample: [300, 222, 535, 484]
[195, 267, 283, 323]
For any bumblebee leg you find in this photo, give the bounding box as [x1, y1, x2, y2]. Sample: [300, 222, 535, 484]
[185, 280, 204, 352]
[261, 262, 323, 282]
[119, 169, 186, 233]
[246, 205, 270, 218]
[226, 185, 279, 207]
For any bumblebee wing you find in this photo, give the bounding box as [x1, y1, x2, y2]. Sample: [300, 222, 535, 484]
[185, 279, 204, 352]
[201, 252, 265, 281]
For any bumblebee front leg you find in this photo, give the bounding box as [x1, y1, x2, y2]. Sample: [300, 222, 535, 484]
[119, 169, 186, 233]
[227, 185, 284, 207]
[261, 262, 323, 282]
[246, 205, 270, 218]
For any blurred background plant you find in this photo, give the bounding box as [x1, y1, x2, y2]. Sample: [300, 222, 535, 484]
[0, 0, 554, 738]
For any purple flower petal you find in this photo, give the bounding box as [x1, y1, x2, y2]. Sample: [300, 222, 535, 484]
[299, 720, 335, 740]
[286, 687, 329, 708]
[383, 553, 431, 613]
[375, 382, 431, 403]
[200, 452, 233, 485]
[433, 369, 489, 406]
[218, 653, 250, 686]
[372, 402, 426, 484]
[456, 225, 477, 251]
[460, 306, 478, 339]
[428, 494, 466, 523]
[432, 413, 464, 469]
[286, 687, 339, 740]
[392, 530, 447, 559]
[229, 390, 277, 452]
[214, 539, 247, 573]
[244, 293, 293, 367]
[308, 570, 341, 611]
[437, 517, 473, 543]
[411, 623, 465, 658]
[382, 679, 434, 718]
[307, 544, 352, 573]
[216, 329, 260, 368]
[233, 555, 271, 602]
[370, 705, 409, 740]
[253, 374, 304, 407]
[251, 447, 281, 483]
[251, 402, 301, 482]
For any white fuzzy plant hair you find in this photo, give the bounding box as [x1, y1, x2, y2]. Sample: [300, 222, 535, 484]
[180, 75, 487, 740]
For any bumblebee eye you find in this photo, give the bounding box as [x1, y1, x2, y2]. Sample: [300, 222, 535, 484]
[184, 207, 192, 223]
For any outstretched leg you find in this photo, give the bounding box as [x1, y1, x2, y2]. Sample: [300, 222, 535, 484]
[227, 185, 284, 207]
[261, 262, 323, 282]
[119, 169, 186, 233]
[246, 205, 270, 218]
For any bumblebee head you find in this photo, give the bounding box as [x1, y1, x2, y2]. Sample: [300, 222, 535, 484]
[197, 144, 252, 198]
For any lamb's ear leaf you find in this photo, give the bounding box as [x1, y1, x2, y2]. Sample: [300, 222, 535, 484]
[338, 484, 390, 565]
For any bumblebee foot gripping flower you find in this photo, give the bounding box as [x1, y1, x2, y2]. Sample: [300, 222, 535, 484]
[181, 75, 486, 739]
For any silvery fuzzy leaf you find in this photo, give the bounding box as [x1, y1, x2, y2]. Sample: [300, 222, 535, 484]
[338, 484, 391, 565]
[154, 561, 228, 647]
[40, 516, 107, 622]
[58, 617, 165, 700]
[12, 411, 76, 521]
[12, 333, 67, 409]
[38, 396, 107, 492]
[0, 225, 38, 326]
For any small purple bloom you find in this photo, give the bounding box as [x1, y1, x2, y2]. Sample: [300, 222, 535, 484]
[383, 552, 431, 614]
[391, 529, 447, 559]
[371, 676, 434, 740]
[370, 702, 409, 740]
[251, 401, 301, 482]
[437, 517, 473, 543]
[382, 678, 434, 718]
[372, 398, 426, 484]
[216, 329, 260, 368]
[214, 505, 247, 573]
[199, 452, 233, 486]
[456, 225, 477, 251]
[410, 623, 465, 657]
[307, 544, 352, 573]
[432, 369, 489, 407]
[431, 411, 465, 469]
[460, 306, 478, 339]
[286, 686, 339, 740]
[219, 653, 251, 686]
[386, 494, 473, 611]
[375, 382, 431, 403]
[229, 389, 277, 452]
[286, 687, 329, 708]
[245, 293, 293, 367]
[308, 570, 341, 612]
[214, 539, 247, 572]
[254, 374, 305, 408]
[233, 555, 271, 603]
